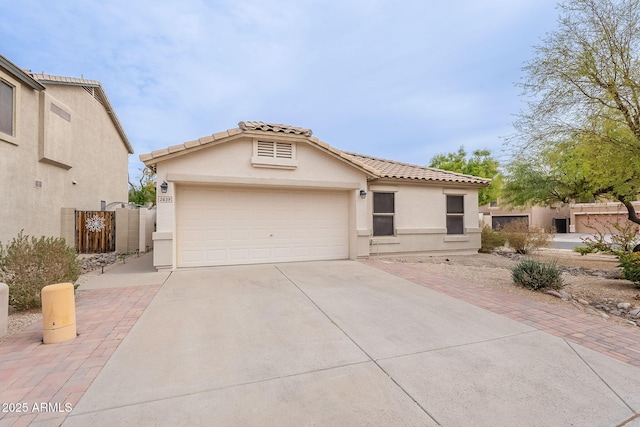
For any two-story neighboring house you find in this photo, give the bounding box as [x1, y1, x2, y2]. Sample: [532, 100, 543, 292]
[0, 54, 133, 245]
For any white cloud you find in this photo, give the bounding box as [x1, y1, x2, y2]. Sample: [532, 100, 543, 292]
[0, 0, 560, 178]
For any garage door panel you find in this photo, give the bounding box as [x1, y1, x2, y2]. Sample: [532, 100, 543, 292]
[177, 186, 349, 267]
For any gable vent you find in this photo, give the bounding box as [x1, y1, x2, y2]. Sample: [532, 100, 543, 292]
[275, 142, 293, 159]
[257, 141, 293, 159]
[252, 140, 297, 169]
[257, 141, 275, 157]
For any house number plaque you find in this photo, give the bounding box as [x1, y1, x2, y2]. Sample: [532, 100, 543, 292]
[157, 196, 173, 203]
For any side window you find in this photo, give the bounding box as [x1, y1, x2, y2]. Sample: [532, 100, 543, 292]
[446, 195, 465, 235]
[373, 192, 394, 236]
[0, 79, 15, 137]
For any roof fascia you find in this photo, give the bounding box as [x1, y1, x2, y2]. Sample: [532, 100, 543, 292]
[368, 177, 491, 188]
[0, 55, 45, 90]
[141, 131, 245, 166]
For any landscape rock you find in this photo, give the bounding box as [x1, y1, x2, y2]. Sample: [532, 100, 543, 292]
[546, 290, 563, 299]
[630, 308, 640, 317]
[577, 299, 589, 305]
[559, 290, 571, 300]
[617, 302, 631, 310]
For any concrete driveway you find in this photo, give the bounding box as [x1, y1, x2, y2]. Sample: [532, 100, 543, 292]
[64, 261, 640, 426]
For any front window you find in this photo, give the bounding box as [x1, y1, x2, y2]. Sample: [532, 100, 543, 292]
[446, 195, 465, 235]
[0, 79, 14, 136]
[373, 192, 395, 236]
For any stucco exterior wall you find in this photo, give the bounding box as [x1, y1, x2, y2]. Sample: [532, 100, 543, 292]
[369, 182, 482, 256]
[1, 68, 46, 243]
[0, 65, 130, 245]
[152, 136, 369, 269]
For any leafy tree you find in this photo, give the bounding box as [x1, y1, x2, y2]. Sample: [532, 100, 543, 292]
[507, 0, 640, 225]
[429, 146, 502, 206]
[128, 167, 157, 206]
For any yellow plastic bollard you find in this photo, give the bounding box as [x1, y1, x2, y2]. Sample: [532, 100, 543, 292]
[41, 282, 77, 344]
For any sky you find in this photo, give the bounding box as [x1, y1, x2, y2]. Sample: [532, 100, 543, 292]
[0, 0, 560, 180]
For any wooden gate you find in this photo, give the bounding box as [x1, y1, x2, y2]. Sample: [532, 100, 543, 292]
[76, 211, 115, 253]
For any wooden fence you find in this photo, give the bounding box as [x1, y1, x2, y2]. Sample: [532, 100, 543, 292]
[76, 211, 115, 253]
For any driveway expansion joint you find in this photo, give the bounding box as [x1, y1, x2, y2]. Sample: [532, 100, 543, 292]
[566, 339, 638, 414]
[274, 264, 441, 426]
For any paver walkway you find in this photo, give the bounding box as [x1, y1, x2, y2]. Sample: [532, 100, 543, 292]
[0, 284, 160, 426]
[366, 260, 640, 367]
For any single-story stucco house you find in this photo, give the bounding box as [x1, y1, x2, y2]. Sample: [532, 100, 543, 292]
[140, 121, 491, 270]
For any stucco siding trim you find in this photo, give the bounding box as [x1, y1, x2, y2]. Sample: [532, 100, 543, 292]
[396, 228, 447, 235]
[166, 173, 360, 190]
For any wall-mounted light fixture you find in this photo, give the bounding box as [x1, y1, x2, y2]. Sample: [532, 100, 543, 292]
[359, 189, 367, 199]
[160, 181, 168, 193]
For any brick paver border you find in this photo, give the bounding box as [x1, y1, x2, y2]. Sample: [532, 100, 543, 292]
[0, 284, 161, 426]
[366, 260, 640, 368]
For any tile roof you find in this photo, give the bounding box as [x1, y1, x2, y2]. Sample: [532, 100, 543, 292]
[239, 121, 313, 137]
[345, 152, 491, 185]
[29, 73, 101, 86]
[140, 121, 491, 186]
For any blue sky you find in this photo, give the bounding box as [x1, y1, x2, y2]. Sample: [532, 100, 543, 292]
[1, 0, 559, 179]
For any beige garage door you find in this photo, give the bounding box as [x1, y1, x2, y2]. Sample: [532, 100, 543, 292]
[177, 186, 350, 267]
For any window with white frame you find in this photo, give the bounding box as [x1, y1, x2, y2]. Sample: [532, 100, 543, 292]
[446, 195, 465, 235]
[0, 79, 15, 137]
[373, 192, 395, 236]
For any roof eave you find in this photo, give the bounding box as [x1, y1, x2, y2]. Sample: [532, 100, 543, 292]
[371, 176, 491, 187]
[0, 55, 45, 90]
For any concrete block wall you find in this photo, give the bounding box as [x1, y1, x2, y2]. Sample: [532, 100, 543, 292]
[115, 208, 156, 254]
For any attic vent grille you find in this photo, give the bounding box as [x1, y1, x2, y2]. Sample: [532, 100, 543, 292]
[81, 86, 104, 106]
[257, 141, 293, 159]
[257, 141, 275, 157]
[252, 140, 297, 169]
[275, 142, 293, 159]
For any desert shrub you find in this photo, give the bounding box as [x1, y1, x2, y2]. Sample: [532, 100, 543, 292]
[0, 232, 82, 311]
[617, 252, 640, 286]
[480, 225, 505, 253]
[575, 215, 640, 255]
[500, 219, 553, 254]
[511, 259, 564, 291]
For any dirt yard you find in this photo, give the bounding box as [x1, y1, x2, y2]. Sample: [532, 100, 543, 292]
[389, 249, 640, 327]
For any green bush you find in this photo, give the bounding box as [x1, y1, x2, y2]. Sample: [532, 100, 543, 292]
[511, 259, 564, 291]
[0, 232, 82, 311]
[500, 219, 553, 254]
[617, 252, 640, 286]
[480, 225, 505, 253]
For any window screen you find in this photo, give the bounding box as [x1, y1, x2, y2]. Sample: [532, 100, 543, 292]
[373, 192, 394, 236]
[446, 195, 465, 235]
